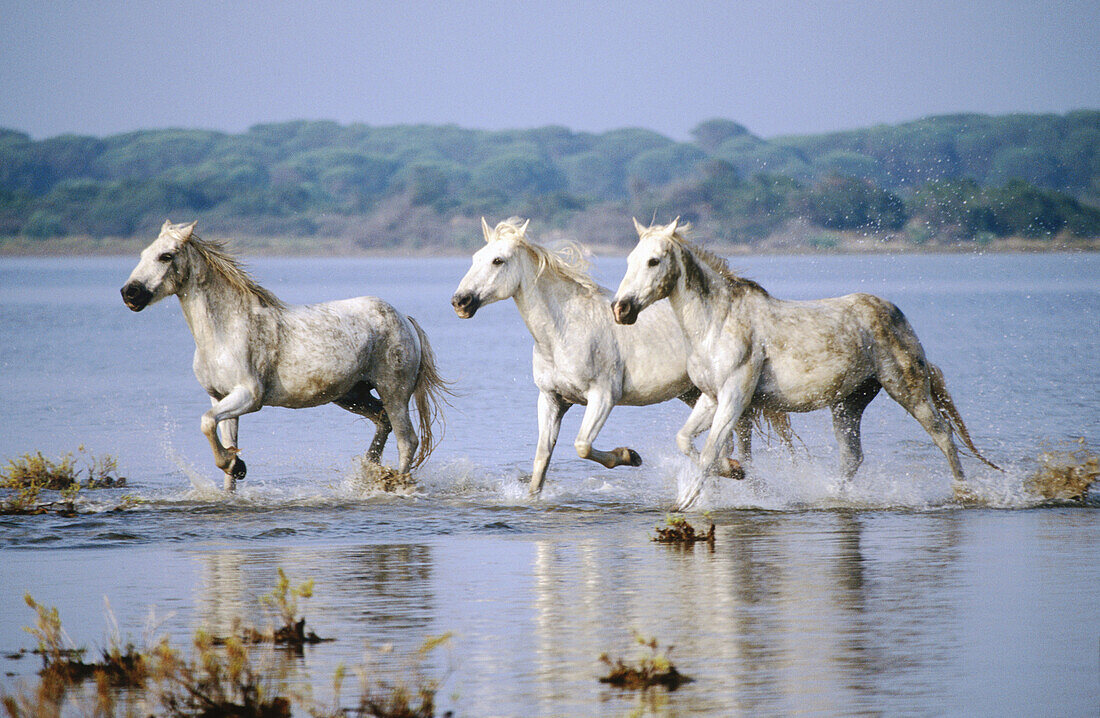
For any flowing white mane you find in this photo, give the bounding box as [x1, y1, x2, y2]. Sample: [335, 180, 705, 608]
[183, 234, 285, 309]
[643, 221, 768, 296]
[489, 217, 601, 295]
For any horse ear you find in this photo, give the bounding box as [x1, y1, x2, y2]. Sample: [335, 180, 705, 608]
[481, 217, 493, 243]
[519, 218, 530, 235]
[666, 216, 680, 234]
[161, 219, 173, 234]
[179, 221, 197, 240]
[632, 217, 645, 235]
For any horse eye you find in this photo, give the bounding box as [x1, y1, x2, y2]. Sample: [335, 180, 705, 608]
[491, 257, 505, 266]
[647, 257, 660, 267]
[158, 252, 174, 263]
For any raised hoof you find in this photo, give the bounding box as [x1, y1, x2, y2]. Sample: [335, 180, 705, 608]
[229, 456, 247, 481]
[617, 447, 643, 467]
[717, 458, 745, 480]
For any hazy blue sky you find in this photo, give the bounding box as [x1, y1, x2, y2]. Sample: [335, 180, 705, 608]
[2, 0, 1098, 140]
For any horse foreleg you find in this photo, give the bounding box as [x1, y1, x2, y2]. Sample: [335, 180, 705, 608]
[201, 387, 261, 491]
[676, 392, 716, 462]
[574, 390, 638, 469]
[530, 391, 569, 496]
[700, 386, 751, 480]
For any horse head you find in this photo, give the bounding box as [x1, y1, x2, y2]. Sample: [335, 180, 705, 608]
[121, 219, 197, 311]
[451, 217, 533, 318]
[612, 217, 682, 325]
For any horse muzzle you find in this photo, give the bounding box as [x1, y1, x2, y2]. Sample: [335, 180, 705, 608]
[451, 292, 481, 319]
[611, 297, 639, 325]
[121, 282, 152, 311]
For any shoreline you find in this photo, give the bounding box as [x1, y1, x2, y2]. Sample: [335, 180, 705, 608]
[1, 235, 1098, 258]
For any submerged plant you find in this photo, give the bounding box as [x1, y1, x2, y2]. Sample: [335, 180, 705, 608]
[652, 514, 715, 546]
[598, 632, 692, 691]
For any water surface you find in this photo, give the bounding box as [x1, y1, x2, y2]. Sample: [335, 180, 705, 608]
[1, 253, 1097, 715]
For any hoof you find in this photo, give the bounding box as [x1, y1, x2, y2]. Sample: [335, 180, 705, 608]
[229, 456, 247, 481]
[951, 481, 980, 504]
[617, 447, 643, 467]
[717, 458, 745, 480]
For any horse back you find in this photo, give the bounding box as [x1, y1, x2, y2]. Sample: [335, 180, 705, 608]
[266, 296, 420, 408]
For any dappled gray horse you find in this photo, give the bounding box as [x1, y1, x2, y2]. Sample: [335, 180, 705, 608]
[122, 220, 448, 490]
[612, 218, 998, 508]
[451, 217, 789, 495]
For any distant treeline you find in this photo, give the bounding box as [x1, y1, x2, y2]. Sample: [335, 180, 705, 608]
[1, 111, 1098, 249]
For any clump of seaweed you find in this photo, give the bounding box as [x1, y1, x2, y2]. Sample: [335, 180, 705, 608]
[598, 632, 693, 691]
[0, 448, 126, 516]
[1026, 438, 1099, 503]
[652, 514, 715, 546]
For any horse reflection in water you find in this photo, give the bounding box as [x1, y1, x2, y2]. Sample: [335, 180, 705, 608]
[613, 218, 999, 509]
[121, 220, 449, 490]
[451, 217, 791, 496]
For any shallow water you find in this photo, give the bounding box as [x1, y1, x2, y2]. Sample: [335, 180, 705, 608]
[1, 253, 1098, 715]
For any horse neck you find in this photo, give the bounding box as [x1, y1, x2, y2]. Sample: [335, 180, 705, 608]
[666, 252, 735, 340]
[177, 263, 271, 347]
[513, 270, 592, 350]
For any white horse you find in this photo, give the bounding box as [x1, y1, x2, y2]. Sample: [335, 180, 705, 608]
[451, 217, 789, 495]
[612, 218, 999, 508]
[121, 220, 449, 490]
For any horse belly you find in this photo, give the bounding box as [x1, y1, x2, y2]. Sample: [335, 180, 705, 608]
[268, 340, 373, 408]
[758, 351, 872, 411]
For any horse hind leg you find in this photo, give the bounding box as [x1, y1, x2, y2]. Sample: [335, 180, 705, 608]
[335, 382, 392, 464]
[879, 370, 966, 483]
[831, 377, 881, 479]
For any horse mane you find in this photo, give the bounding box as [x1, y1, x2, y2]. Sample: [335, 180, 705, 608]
[491, 218, 601, 295]
[666, 224, 769, 297]
[185, 235, 285, 309]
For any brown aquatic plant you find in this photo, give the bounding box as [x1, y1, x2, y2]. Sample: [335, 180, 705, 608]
[598, 632, 693, 691]
[149, 631, 291, 718]
[1026, 438, 1099, 503]
[256, 568, 331, 647]
[3, 578, 454, 718]
[323, 633, 452, 718]
[0, 448, 126, 516]
[652, 514, 715, 546]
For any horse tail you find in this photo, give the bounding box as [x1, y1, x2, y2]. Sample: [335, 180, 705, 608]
[407, 316, 453, 469]
[928, 363, 1001, 470]
[749, 408, 802, 453]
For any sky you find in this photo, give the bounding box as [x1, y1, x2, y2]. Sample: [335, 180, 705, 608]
[2, 0, 1098, 141]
